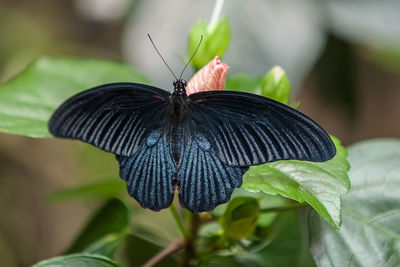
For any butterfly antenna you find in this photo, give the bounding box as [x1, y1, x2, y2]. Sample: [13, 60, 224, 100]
[147, 34, 178, 80]
[179, 35, 203, 80]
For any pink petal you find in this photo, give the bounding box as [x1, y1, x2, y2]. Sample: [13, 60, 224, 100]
[186, 56, 229, 95]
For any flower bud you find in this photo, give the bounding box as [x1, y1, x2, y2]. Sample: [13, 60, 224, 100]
[261, 66, 291, 105]
[186, 56, 229, 95]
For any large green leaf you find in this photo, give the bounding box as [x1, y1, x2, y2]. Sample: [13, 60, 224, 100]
[67, 198, 130, 257]
[32, 254, 120, 267]
[236, 212, 315, 267]
[46, 179, 126, 202]
[200, 212, 315, 267]
[242, 137, 350, 229]
[308, 139, 400, 267]
[0, 57, 149, 137]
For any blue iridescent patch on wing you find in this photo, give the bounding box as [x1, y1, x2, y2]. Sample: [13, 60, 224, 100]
[117, 130, 176, 211]
[177, 131, 247, 213]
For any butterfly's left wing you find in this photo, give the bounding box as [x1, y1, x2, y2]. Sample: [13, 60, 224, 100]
[49, 83, 177, 211]
[49, 82, 171, 156]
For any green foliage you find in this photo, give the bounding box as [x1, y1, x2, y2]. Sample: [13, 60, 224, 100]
[67, 198, 130, 257]
[225, 73, 262, 94]
[0, 14, 373, 267]
[221, 197, 260, 240]
[46, 179, 126, 202]
[188, 17, 231, 70]
[226, 67, 291, 105]
[237, 212, 315, 267]
[32, 254, 120, 267]
[260, 66, 291, 105]
[308, 139, 400, 267]
[0, 57, 149, 137]
[122, 235, 178, 266]
[242, 137, 350, 229]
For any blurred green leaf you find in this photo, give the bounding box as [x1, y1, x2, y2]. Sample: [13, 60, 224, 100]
[122, 234, 178, 267]
[46, 179, 126, 202]
[200, 255, 243, 267]
[260, 66, 291, 105]
[366, 45, 400, 71]
[130, 208, 182, 248]
[221, 197, 260, 240]
[236, 212, 315, 267]
[309, 139, 400, 267]
[225, 74, 262, 95]
[188, 17, 231, 70]
[32, 254, 120, 267]
[67, 198, 130, 257]
[0, 57, 150, 137]
[84, 233, 127, 258]
[242, 136, 350, 229]
[198, 222, 223, 239]
[212, 189, 288, 229]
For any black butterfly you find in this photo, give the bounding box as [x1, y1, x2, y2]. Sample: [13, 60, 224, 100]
[48, 78, 336, 213]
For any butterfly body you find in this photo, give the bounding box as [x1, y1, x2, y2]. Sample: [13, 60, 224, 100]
[49, 80, 336, 213]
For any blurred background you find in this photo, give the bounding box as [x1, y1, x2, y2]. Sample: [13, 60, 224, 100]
[0, 0, 399, 266]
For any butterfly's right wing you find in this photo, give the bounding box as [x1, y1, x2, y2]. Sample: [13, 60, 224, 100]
[188, 90, 336, 167]
[49, 82, 171, 156]
[116, 130, 176, 211]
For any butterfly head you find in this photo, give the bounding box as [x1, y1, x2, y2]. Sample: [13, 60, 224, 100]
[173, 79, 187, 96]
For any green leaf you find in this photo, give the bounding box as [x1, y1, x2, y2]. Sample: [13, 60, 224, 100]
[67, 198, 130, 257]
[242, 136, 350, 229]
[46, 179, 126, 202]
[32, 254, 120, 267]
[200, 255, 243, 267]
[121, 234, 178, 267]
[225, 74, 262, 95]
[236, 212, 315, 267]
[188, 17, 231, 70]
[212, 190, 290, 235]
[260, 66, 291, 104]
[0, 57, 150, 137]
[84, 233, 127, 258]
[221, 197, 260, 240]
[308, 138, 400, 267]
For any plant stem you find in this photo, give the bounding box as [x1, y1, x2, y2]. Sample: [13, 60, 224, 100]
[170, 203, 190, 239]
[183, 213, 202, 266]
[142, 239, 184, 267]
[260, 202, 308, 213]
[208, 0, 224, 32]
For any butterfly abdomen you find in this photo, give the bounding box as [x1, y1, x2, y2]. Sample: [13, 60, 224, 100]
[170, 125, 185, 165]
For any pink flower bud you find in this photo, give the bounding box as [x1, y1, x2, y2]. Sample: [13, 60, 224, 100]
[185, 56, 229, 95]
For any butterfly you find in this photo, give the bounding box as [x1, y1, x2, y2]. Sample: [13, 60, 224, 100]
[48, 77, 336, 213]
